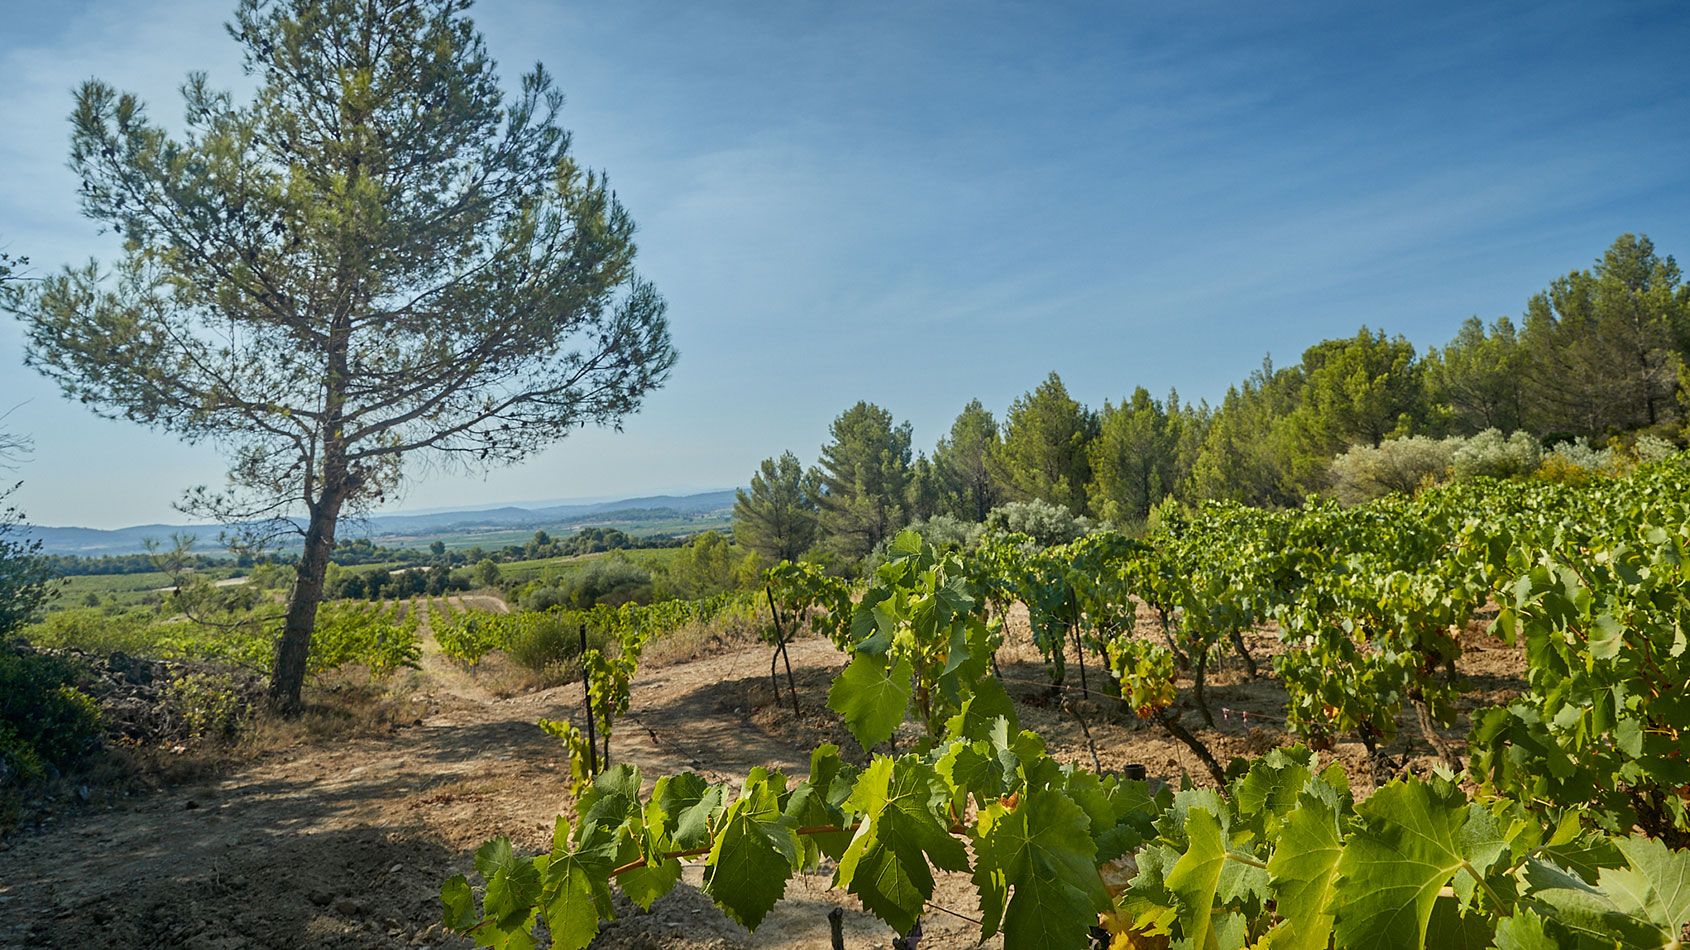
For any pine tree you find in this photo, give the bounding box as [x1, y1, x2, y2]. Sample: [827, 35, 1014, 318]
[1520, 234, 1689, 438]
[1423, 316, 1527, 434]
[732, 451, 818, 563]
[991, 372, 1096, 514]
[1088, 387, 1180, 525]
[932, 399, 1001, 521]
[811, 402, 912, 559]
[6, 0, 675, 708]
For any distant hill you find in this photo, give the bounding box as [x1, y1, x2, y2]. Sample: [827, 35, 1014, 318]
[23, 490, 737, 556]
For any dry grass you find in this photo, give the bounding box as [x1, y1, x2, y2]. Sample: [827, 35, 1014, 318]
[240, 670, 428, 751]
[642, 614, 769, 668]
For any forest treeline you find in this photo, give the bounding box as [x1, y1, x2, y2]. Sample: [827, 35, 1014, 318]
[735, 233, 1690, 561]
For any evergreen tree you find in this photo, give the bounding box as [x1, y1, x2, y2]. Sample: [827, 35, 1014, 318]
[1184, 358, 1303, 507]
[1520, 234, 1689, 438]
[1278, 328, 1426, 490]
[1423, 316, 1527, 434]
[732, 451, 818, 563]
[6, 0, 676, 708]
[0, 246, 24, 285]
[1166, 389, 1211, 499]
[907, 454, 941, 523]
[991, 372, 1096, 514]
[932, 399, 1001, 521]
[1088, 387, 1181, 525]
[811, 402, 912, 559]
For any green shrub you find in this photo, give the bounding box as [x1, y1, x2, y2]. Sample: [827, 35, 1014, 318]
[1449, 428, 1541, 479]
[1633, 434, 1679, 463]
[983, 499, 1091, 546]
[653, 532, 742, 600]
[523, 556, 654, 610]
[165, 671, 249, 740]
[504, 612, 613, 676]
[0, 644, 102, 780]
[1327, 435, 1453, 503]
[1547, 436, 1616, 472]
[520, 585, 571, 612]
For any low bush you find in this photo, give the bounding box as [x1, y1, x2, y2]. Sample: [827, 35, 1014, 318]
[0, 643, 102, 782]
[164, 670, 251, 741]
[522, 556, 654, 611]
[1449, 428, 1541, 479]
[983, 499, 1091, 546]
[1327, 435, 1453, 503]
[1634, 433, 1680, 463]
[504, 613, 614, 678]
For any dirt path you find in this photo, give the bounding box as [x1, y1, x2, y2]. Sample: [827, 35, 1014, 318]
[0, 610, 995, 949]
[0, 602, 1525, 948]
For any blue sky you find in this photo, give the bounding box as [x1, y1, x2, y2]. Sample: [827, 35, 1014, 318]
[2, 0, 1687, 528]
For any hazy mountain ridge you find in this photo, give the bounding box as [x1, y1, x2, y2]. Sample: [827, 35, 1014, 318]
[24, 490, 737, 555]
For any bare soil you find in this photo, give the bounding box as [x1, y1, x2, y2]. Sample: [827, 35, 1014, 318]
[0, 601, 1526, 948]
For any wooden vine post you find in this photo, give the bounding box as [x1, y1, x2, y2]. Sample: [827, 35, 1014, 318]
[765, 585, 801, 716]
[578, 622, 599, 777]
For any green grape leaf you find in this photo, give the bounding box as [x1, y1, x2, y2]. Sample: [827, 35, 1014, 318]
[1332, 779, 1506, 950]
[701, 771, 799, 930]
[1523, 836, 1690, 947]
[1538, 816, 1627, 883]
[828, 653, 913, 750]
[1264, 793, 1343, 950]
[1588, 612, 1624, 660]
[1609, 836, 1690, 933]
[1116, 842, 1179, 936]
[476, 836, 541, 932]
[784, 744, 857, 862]
[1491, 907, 1558, 950]
[835, 756, 969, 934]
[972, 789, 1107, 949]
[616, 857, 680, 912]
[540, 846, 615, 950]
[852, 599, 898, 655]
[944, 669, 1019, 739]
[1425, 897, 1496, 949]
[1166, 806, 1229, 948]
[651, 772, 724, 850]
[988, 716, 1049, 790]
[441, 873, 476, 931]
[577, 763, 642, 821]
[1092, 777, 1161, 865]
[1231, 747, 1312, 836]
[937, 738, 1002, 813]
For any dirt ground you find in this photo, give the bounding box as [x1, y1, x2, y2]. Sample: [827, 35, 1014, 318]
[0, 601, 1526, 949]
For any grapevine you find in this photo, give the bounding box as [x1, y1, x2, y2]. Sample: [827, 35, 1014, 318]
[440, 455, 1690, 946]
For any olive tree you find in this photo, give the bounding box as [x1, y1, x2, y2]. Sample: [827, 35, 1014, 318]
[6, 0, 676, 708]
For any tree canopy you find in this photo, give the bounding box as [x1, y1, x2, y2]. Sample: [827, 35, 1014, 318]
[1088, 387, 1190, 525]
[932, 399, 1001, 522]
[1423, 316, 1527, 435]
[991, 372, 1096, 514]
[1520, 233, 1688, 438]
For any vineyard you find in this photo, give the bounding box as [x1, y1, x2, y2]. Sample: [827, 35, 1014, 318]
[24, 596, 428, 680]
[439, 457, 1690, 949]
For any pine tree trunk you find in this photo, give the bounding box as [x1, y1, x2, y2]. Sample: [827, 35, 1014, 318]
[271, 487, 346, 710]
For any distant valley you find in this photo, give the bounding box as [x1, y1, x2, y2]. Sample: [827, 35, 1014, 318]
[24, 490, 736, 556]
